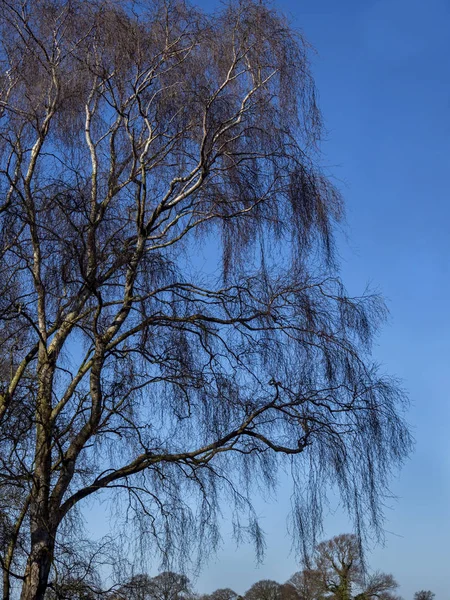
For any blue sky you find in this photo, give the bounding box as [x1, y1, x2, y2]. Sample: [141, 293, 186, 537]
[81, 0, 450, 596]
[188, 0, 450, 597]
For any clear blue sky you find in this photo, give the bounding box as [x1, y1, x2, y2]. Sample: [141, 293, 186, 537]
[82, 0, 450, 596]
[187, 0, 450, 597]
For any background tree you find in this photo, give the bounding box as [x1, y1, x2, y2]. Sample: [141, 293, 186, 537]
[245, 581, 283, 600]
[278, 584, 301, 600]
[313, 534, 363, 600]
[200, 589, 240, 600]
[0, 0, 412, 598]
[355, 573, 400, 600]
[113, 574, 153, 600]
[44, 578, 99, 600]
[287, 569, 325, 600]
[413, 592, 435, 600]
[146, 572, 193, 600]
[291, 535, 401, 600]
[98, 571, 193, 600]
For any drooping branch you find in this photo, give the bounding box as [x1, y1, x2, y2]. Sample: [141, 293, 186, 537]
[0, 1, 411, 598]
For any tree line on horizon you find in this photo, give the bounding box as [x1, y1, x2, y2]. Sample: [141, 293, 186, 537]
[43, 534, 435, 600]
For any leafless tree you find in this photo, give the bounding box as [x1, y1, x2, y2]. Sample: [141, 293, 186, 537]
[0, 0, 412, 598]
[312, 534, 363, 600]
[107, 571, 193, 600]
[245, 581, 283, 600]
[145, 572, 192, 600]
[279, 584, 301, 600]
[112, 574, 153, 600]
[413, 592, 435, 600]
[300, 535, 400, 600]
[355, 572, 400, 600]
[200, 589, 240, 600]
[44, 577, 100, 600]
[287, 569, 325, 600]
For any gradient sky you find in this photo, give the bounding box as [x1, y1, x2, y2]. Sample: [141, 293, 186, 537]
[80, 0, 450, 596]
[185, 0, 450, 597]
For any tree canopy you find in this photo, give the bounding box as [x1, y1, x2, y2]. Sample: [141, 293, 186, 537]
[0, 0, 411, 598]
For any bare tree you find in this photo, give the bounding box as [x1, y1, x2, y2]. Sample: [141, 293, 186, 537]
[355, 573, 400, 600]
[245, 581, 283, 600]
[413, 592, 435, 600]
[108, 571, 194, 600]
[300, 535, 400, 600]
[111, 574, 153, 600]
[200, 590, 240, 600]
[146, 572, 192, 600]
[279, 584, 301, 600]
[0, 0, 412, 598]
[287, 569, 325, 600]
[44, 578, 100, 600]
[313, 534, 363, 600]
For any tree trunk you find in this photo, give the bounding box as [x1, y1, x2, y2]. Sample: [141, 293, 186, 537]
[2, 568, 10, 600]
[20, 528, 54, 600]
[339, 572, 351, 600]
[20, 358, 55, 600]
